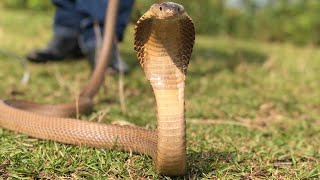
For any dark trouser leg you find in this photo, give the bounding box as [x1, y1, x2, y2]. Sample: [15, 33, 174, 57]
[26, 0, 83, 62]
[76, 0, 134, 72]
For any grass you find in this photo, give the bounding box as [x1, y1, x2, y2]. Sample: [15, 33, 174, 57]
[0, 7, 320, 179]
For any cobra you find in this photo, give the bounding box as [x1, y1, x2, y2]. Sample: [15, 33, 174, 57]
[0, 1, 195, 176]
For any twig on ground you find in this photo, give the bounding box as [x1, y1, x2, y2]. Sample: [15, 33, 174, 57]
[75, 94, 80, 119]
[125, 150, 134, 180]
[88, 109, 109, 123]
[296, 153, 319, 162]
[119, 68, 126, 113]
[114, 39, 126, 113]
[0, 48, 30, 85]
[189, 118, 265, 130]
[53, 66, 67, 89]
[273, 162, 293, 167]
[97, 109, 109, 123]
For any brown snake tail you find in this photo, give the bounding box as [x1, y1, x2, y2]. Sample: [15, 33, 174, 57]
[0, 1, 195, 176]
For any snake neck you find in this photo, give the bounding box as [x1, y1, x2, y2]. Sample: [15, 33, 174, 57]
[142, 20, 187, 175]
[153, 88, 186, 175]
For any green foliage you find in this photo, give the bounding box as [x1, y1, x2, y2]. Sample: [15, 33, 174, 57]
[136, 0, 320, 46]
[0, 0, 53, 10]
[0, 0, 320, 43]
[252, 0, 320, 45]
[1, 7, 320, 179]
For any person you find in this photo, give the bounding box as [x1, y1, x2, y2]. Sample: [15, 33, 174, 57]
[26, 0, 134, 73]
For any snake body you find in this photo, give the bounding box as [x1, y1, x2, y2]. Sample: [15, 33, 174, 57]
[0, 1, 195, 176]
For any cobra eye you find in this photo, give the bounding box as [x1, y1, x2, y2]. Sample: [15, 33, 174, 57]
[159, 7, 162, 11]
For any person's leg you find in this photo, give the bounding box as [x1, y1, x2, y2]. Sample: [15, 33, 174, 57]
[76, 0, 134, 72]
[53, 0, 81, 32]
[27, 0, 83, 62]
[116, 0, 135, 42]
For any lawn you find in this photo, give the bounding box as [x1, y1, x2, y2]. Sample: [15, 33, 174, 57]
[0, 8, 319, 179]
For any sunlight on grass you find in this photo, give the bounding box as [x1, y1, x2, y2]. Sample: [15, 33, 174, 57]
[0, 8, 319, 179]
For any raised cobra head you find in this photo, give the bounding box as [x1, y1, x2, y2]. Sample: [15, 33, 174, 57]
[0, 1, 195, 177]
[134, 1, 195, 176]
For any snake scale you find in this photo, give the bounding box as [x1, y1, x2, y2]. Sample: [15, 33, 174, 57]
[0, 1, 195, 176]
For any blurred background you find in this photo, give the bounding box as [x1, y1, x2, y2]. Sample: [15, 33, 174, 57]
[0, 0, 319, 178]
[1, 0, 319, 46]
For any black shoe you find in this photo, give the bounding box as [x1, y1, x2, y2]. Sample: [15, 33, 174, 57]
[26, 35, 83, 63]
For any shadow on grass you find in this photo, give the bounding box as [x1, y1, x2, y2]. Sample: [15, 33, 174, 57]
[186, 149, 237, 177]
[121, 45, 268, 76]
[189, 46, 269, 77]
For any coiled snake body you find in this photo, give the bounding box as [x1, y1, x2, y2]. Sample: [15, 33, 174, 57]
[0, 1, 195, 176]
